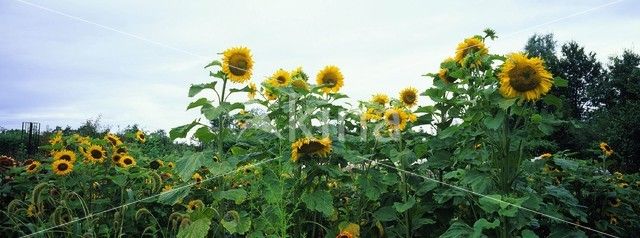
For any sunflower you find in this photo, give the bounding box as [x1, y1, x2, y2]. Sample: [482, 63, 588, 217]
[540, 153, 552, 160]
[248, 82, 257, 100]
[337, 223, 360, 238]
[167, 162, 175, 169]
[222, 46, 254, 83]
[264, 88, 278, 101]
[617, 183, 629, 189]
[438, 68, 457, 84]
[187, 200, 204, 212]
[25, 161, 41, 174]
[26, 204, 39, 217]
[384, 108, 409, 131]
[316, 65, 345, 94]
[114, 146, 128, 155]
[112, 154, 122, 164]
[609, 216, 618, 225]
[53, 150, 77, 164]
[498, 52, 553, 101]
[52, 160, 73, 176]
[162, 184, 173, 192]
[399, 87, 418, 108]
[361, 108, 383, 122]
[135, 130, 146, 143]
[49, 131, 63, 145]
[291, 79, 309, 91]
[118, 155, 136, 168]
[269, 69, 291, 87]
[192, 172, 203, 185]
[105, 133, 123, 147]
[86, 145, 106, 163]
[599, 142, 614, 157]
[455, 37, 488, 68]
[609, 197, 621, 207]
[291, 137, 332, 162]
[613, 172, 624, 180]
[149, 160, 164, 170]
[371, 93, 389, 106]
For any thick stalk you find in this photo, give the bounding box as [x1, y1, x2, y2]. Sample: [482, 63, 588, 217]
[217, 78, 228, 160]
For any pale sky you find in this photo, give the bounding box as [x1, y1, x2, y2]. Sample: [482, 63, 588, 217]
[1, 0, 638, 132]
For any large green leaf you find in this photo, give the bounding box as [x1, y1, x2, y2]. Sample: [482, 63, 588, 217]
[220, 211, 251, 235]
[440, 221, 473, 238]
[483, 110, 504, 130]
[301, 190, 334, 217]
[157, 186, 191, 205]
[187, 98, 212, 110]
[472, 218, 500, 238]
[393, 196, 416, 213]
[169, 121, 198, 140]
[373, 206, 397, 222]
[189, 82, 217, 97]
[176, 152, 205, 181]
[194, 126, 215, 143]
[217, 189, 248, 205]
[177, 218, 211, 238]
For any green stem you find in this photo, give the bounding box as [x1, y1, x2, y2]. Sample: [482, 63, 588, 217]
[217, 78, 228, 160]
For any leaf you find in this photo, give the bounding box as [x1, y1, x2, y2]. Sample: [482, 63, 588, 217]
[204, 60, 222, 69]
[545, 185, 578, 206]
[170, 121, 198, 140]
[478, 194, 503, 213]
[472, 218, 500, 238]
[538, 123, 554, 135]
[187, 98, 211, 110]
[157, 186, 191, 205]
[498, 98, 517, 110]
[177, 218, 211, 238]
[543, 94, 562, 108]
[175, 152, 205, 182]
[440, 221, 473, 238]
[483, 110, 504, 130]
[194, 126, 215, 143]
[393, 196, 416, 213]
[554, 77, 568, 87]
[301, 190, 334, 217]
[229, 85, 249, 93]
[189, 82, 217, 97]
[521, 229, 539, 238]
[357, 173, 387, 200]
[218, 189, 248, 205]
[373, 206, 397, 222]
[220, 211, 251, 235]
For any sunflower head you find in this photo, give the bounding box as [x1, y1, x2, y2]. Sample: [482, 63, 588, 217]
[540, 153, 552, 160]
[192, 172, 203, 184]
[248, 82, 257, 100]
[118, 155, 136, 168]
[316, 65, 345, 94]
[498, 52, 553, 101]
[52, 160, 74, 176]
[384, 108, 410, 131]
[222, 46, 254, 83]
[337, 223, 360, 238]
[105, 133, 123, 147]
[135, 130, 146, 143]
[371, 93, 389, 106]
[167, 162, 176, 169]
[269, 69, 291, 87]
[25, 161, 41, 174]
[264, 87, 278, 101]
[112, 154, 122, 164]
[291, 66, 307, 79]
[149, 160, 164, 170]
[53, 150, 77, 164]
[86, 145, 106, 163]
[399, 87, 418, 107]
[455, 36, 489, 68]
[609, 197, 621, 207]
[361, 108, 383, 122]
[291, 79, 310, 91]
[613, 172, 624, 180]
[187, 199, 204, 212]
[599, 142, 614, 157]
[49, 131, 63, 146]
[291, 137, 332, 162]
[114, 146, 128, 155]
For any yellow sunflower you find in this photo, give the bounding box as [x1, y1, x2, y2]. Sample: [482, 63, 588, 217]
[291, 79, 309, 91]
[540, 153, 552, 160]
[86, 145, 106, 163]
[192, 172, 203, 185]
[291, 66, 305, 78]
[118, 155, 136, 168]
[291, 137, 332, 162]
[609, 197, 621, 207]
[49, 131, 63, 145]
[316, 65, 345, 94]
[222, 46, 254, 83]
[361, 108, 383, 122]
[135, 130, 146, 143]
[384, 108, 410, 131]
[187, 199, 204, 212]
[399, 87, 418, 107]
[455, 37, 488, 68]
[337, 223, 360, 238]
[498, 52, 553, 101]
[105, 133, 123, 147]
[25, 161, 41, 174]
[269, 69, 291, 87]
[599, 142, 614, 157]
[264, 87, 278, 101]
[167, 162, 175, 169]
[438, 68, 457, 84]
[613, 172, 624, 180]
[371, 93, 389, 106]
[149, 160, 164, 170]
[26, 204, 38, 217]
[248, 82, 257, 100]
[52, 160, 74, 176]
[53, 150, 77, 164]
[114, 146, 128, 155]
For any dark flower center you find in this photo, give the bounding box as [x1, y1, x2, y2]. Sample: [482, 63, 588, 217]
[60, 155, 72, 161]
[113, 154, 121, 162]
[403, 93, 416, 104]
[299, 141, 325, 154]
[117, 147, 127, 154]
[276, 76, 287, 84]
[509, 65, 540, 92]
[149, 160, 161, 169]
[229, 55, 248, 76]
[57, 163, 69, 171]
[90, 150, 103, 159]
[28, 164, 37, 170]
[108, 137, 118, 145]
[322, 74, 337, 86]
[387, 113, 402, 125]
[123, 158, 133, 165]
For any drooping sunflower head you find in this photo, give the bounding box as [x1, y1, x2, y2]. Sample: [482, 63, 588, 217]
[316, 65, 345, 94]
[53, 150, 77, 164]
[291, 66, 307, 79]
[498, 52, 553, 101]
[264, 87, 278, 101]
[118, 155, 136, 168]
[86, 145, 106, 163]
[384, 108, 409, 131]
[49, 131, 63, 146]
[135, 130, 146, 143]
[291, 137, 332, 162]
[52, 159, 74, 176]
[599, 142, 614, 157]
[371, 93, 389, 106]
[455, 36, 489, 68]
[399, 87, 418, 108]
[337, 223, 360, 238]
[222, 46, 254, 83]
[25, 161, 41, 174]
[269, 69, 291, 87]
[105, 133, 122, 147]
[187, 200, 204, 212]
[149, 160, 164, 170]
[437, 57, 458, 83]
[248, 82, 257, 100]
[291, 79, 310, 91]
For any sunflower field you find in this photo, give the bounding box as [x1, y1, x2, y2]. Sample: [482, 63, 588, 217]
[2, 30, 640, 238]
